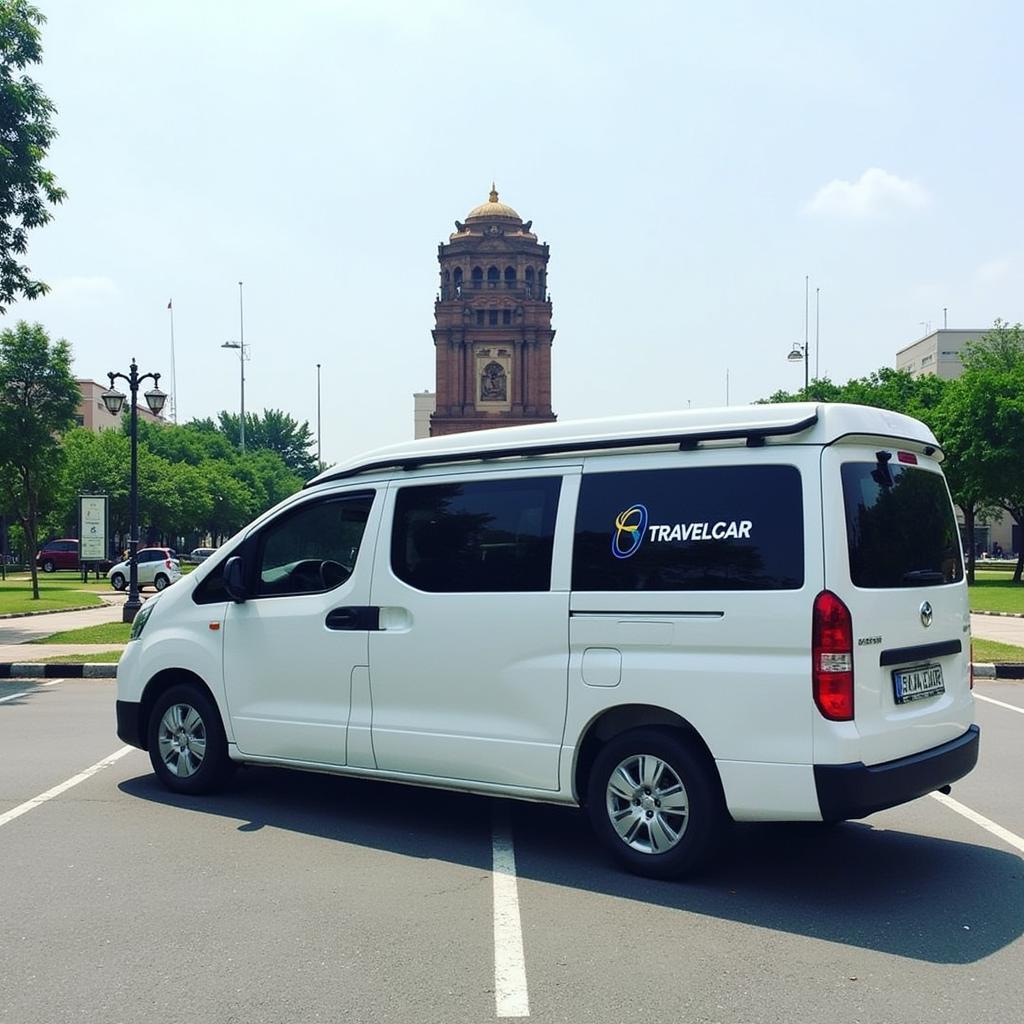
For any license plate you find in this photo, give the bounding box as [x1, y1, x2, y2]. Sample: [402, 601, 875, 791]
[892, 662, 945, 704]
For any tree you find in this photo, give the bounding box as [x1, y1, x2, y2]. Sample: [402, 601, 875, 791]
[214, 409, 318, 478]
[0, 321, 78, 597]
[760, 367, 947, 420]
[955, 322, 1024, 582]
[0, 1, 65, 312]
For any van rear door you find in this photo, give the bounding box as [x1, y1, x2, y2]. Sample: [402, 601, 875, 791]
[818, 443, 973, 767]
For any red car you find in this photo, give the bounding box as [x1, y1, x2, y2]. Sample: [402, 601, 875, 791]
[36, 538, 81, 572]
[35, 538, 112, 573]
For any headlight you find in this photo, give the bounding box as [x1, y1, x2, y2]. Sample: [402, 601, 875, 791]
[129, 598, 158, 641]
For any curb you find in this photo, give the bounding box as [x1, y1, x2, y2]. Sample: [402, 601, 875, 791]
[973, 662, 1024, 680]
[0, 663, 118, 679]
[0, 604, 105, 620]
[973, 610, 1024, 620]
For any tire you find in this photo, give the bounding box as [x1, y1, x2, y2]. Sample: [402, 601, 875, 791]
[42, 560, 56, 573]
[147, 683, 233, 795]
[586, 727, 727, 879]
[154, 573, 169, 591]
[110, 572, 126, 591]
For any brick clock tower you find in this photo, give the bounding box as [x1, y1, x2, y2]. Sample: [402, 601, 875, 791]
[429, 187, 556, 436]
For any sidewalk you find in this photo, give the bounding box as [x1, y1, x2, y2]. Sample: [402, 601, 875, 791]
[970, 612, 1024, 645]
[0, 593, 127, 674]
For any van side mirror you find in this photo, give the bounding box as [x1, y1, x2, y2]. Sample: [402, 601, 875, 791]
[223, 555, 249, 603]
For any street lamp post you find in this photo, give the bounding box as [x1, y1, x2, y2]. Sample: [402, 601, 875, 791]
[222, 339, 246, 453]
[787, 341, 810, 392]
[101, 360, 167, 623]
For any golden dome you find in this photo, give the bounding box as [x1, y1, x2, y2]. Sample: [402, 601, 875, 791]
[465, 184, 522, 222]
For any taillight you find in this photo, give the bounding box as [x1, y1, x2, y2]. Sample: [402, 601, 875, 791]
[812, 590, 854, 721]
[969, 640, 974, 690]
[165, 559, 172, 569]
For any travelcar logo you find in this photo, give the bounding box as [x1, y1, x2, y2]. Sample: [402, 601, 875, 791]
[612, 505, 648, 559]
[612, 507, 752, 559]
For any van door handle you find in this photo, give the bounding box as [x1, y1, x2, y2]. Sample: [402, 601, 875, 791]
[325, 606, 380, 631]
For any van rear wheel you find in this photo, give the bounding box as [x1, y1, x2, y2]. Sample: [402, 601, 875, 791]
[147, 683, 232, 795]
[587, 727, 726, 879]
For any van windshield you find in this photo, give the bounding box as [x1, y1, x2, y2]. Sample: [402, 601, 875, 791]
[841, 461, 963, 588]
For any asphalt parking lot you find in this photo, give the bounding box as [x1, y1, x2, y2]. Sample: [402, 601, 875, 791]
[1, 679, 1021, 1024]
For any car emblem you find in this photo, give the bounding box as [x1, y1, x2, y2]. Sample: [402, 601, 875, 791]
[920, 601, 933, 627]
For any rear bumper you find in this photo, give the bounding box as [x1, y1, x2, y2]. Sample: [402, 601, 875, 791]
[814, 724, 980, 821]
[116, 700, 146, 750]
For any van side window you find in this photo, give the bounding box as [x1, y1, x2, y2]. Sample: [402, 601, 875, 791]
[391, 477, 562, 593]
[252, 492, 374, 598]
[572, 465, 804, 591]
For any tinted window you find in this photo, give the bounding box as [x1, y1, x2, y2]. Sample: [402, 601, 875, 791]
[255, 493, 374, 597]
[841, 461, 963, 588]
[573, 465, 804, 591]
[392, 477, 561, 593]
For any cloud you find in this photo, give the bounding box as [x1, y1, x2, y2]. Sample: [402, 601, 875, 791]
[803, 168, 930, 220]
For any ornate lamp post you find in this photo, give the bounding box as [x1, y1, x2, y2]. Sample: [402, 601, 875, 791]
[101, 359, 167, 623]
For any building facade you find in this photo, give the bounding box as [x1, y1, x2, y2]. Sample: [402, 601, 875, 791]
[75, 379, 164, 432]
[896, 329, 987, 379]
[429, 187, 556, 436]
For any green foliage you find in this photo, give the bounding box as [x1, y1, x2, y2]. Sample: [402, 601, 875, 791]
[761, 367, 946, 420]
[0, 1, 65, 311]
[213, 408, 318, 479]
[61, 416, 304, 546]
[0, 321, 79, 597]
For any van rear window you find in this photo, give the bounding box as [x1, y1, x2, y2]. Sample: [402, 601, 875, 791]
[572, 465, 804, 591]
[841, 461, 963, 588]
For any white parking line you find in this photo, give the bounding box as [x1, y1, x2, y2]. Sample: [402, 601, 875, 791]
[930, 791, 1024, 855]
[492, 804, 530, 1018]
[0, 679, 60, 704]
[974, 692, 1024, 716]
[0, 746, 135, 830]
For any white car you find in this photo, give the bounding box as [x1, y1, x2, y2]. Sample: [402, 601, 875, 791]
[108, 548, 181, 592]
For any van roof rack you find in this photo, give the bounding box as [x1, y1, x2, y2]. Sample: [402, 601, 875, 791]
[308, 405, 823, 487]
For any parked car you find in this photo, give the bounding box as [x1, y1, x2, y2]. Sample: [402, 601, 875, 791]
[35, 539, 112, 573]
[189, 547, 217, 564]
[108, 548, 181, 592]
[36, 539, 80, 572]
[115, 404, 978, 879]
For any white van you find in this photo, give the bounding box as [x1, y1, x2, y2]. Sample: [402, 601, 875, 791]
[116, 404, 978, 877]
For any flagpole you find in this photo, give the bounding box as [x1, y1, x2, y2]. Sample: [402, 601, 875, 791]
[168, 299, 178, 423]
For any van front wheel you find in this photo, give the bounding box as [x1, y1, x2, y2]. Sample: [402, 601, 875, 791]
[147, 683, 232, 795]
[587, 728, 725, 879]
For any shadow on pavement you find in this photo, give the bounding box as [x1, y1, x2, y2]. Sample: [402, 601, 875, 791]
[119, 763, 1023, 966]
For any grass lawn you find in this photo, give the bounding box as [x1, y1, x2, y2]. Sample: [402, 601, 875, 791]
[968, 577, 1024, 614]
[972, 637, 1024, 664]
[29, 621, 132, 645]
[39, 650, 123, 664]
[0, 577, 106, 615]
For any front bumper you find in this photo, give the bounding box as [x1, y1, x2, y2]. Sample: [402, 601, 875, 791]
[814, 725, 980, 821]
[116, 700, 146, 750]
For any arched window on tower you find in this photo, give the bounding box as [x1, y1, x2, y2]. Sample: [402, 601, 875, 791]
[525, 266, 535, 298]
[453, 267, 463, 297]
[442, 270, 450, 300]
[538, 270, 546, 299]
[472, 266, 483, 289]
[487, 266, 500, 289]
[504, 266, 516, 289]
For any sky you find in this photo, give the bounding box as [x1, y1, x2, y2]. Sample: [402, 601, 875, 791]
[8, 0, 1024, 465]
